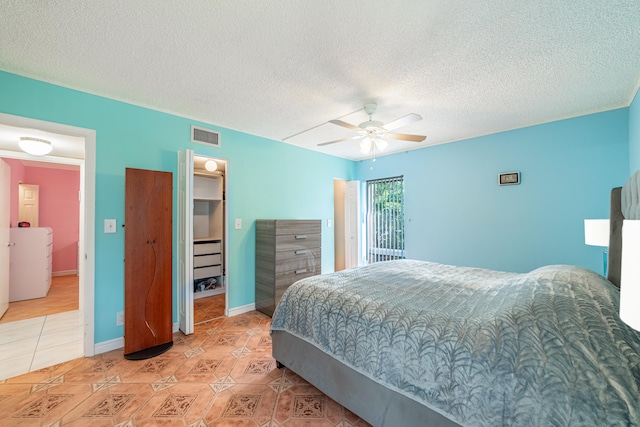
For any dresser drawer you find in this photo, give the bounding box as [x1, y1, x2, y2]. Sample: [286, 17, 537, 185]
[275, 233, 320, 252]
[275, 269, 315, 300]
[275, 248, 320, 274]
[273, 220, 321, 236]
[194, 254, 221, 267]
[194, 241, 221, 255]
[194, 265, 222, 279]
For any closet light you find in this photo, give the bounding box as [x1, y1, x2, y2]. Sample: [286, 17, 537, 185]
[204, 160, 217, 172]
[19, 137, 52, 156]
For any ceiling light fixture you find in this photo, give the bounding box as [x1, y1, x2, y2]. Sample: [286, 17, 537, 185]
[204, 159, 218, 172]
[19, 137, 53, 156]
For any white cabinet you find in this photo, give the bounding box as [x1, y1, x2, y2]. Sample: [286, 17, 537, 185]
[193, 174, 225, 299]
[9, 227, 53, 301]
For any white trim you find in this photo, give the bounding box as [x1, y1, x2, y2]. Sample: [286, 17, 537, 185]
[98, 330, 185, 353]
[94, 337, 124, 354]
[52, 270, 78, 277]
[95, 323, 181, 355]
[0, 112, 96, 360]
[227, 303, 255, 317]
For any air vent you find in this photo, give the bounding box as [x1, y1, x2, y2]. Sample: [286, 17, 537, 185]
[191, 126, 221, 147]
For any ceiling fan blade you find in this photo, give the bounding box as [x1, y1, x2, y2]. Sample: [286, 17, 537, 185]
[385, 133, 426, 142]
[329, 119, 362, 131]
[317, 135, 362, 147]
[383, 113, 422, 131]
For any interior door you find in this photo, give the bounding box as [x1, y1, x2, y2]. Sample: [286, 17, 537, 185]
[178, 150, 194, 334]
[0, 159, 9, 318]
[18, 183, 39, 226]
[345, 180, 360, 269]
[124, 168, 173, 358]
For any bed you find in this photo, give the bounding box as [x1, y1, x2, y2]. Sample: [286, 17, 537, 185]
[270, 175, 640, 427]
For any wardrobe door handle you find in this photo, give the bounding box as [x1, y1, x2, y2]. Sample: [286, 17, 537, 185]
[295, 269, 308, 274]
[295, 235, 307, 240]
[295, 250, 308, 255]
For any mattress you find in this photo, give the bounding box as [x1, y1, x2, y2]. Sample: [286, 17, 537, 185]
[271, 259, 640, 426]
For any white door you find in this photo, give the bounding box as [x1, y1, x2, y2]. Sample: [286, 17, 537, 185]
[0, 159, 9, 318]
[18, 183, 39, 227]
[345, 180, 360, 269]
[178, 149, 194, 334]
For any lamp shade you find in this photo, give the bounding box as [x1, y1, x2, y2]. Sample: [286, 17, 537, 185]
[620, 219, 640, 332]
[584, 219, 610, 247]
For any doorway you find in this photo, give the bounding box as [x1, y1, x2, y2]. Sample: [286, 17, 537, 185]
[178, 150, 229, 335]
[192, 155, 227, 325]
[1, 161, 80, 323]
[334, 179, 360, 271]
[0, 113, 96, 380]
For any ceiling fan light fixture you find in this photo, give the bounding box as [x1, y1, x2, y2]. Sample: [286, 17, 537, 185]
[360, 137, 373, 154]
[19, 137, 53, 156]
[375, 138, 388, 151]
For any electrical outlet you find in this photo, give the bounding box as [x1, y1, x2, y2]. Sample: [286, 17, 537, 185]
[116, 311, 124, 326]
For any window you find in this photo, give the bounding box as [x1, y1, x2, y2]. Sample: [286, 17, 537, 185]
[366, 176, 405, 264]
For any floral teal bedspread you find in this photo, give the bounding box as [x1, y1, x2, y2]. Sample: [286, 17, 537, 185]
[270, 259, 640, 426]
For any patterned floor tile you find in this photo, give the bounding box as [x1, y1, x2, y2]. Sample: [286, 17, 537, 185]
[1, 383, 93, 426]
[61, 383, 154, 425]
[133, 383, 214, 425]
[174, 354, 236, 383]
[204, 383, 277, 426]
[274, 384, 345, 426]
[229, 356, 282, 385]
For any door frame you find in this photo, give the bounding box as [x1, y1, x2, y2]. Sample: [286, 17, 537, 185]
[0, 112, 96, 357]
[178, 149, 230, 335]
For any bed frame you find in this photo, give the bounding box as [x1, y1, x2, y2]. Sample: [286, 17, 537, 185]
[273, 184, 630, 427]
[271, 330, 461, 427]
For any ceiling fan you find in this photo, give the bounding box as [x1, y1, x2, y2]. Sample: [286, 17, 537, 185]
[318, 103, 426, 154]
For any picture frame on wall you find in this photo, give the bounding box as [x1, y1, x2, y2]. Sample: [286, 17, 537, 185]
[498, 172, 520, 186]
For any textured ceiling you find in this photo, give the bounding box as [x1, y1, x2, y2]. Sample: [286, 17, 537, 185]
[0, 1, 639, 160]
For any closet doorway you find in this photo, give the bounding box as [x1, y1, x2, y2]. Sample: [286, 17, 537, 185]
[178, 150, 228, 334]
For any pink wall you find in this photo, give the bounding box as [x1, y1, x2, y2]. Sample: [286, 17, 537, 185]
[3, 158, 80, 274]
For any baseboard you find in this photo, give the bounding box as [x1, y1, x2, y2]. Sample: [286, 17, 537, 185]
[227, 303, 255, 317]
[95, 314, 251, 354]
[53, 270, 78, 277]
[95, 323, 180, 355]
[94, 337, 124, 354]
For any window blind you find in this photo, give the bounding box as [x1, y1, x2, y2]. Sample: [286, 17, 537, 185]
[366, 176, 405, 264]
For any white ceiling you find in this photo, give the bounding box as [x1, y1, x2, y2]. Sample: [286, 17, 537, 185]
[0, 1, 639, 161]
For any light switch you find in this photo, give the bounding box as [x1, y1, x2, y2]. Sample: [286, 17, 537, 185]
[327, 219, 332, 227]
[235, 218, 242, 230]
[104, 219, 116, 233]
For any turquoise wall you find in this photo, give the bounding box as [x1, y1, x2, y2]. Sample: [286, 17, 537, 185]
[629, 90, 640, 173]
[0, 71, 355, 344]
[356, 109, 630, 275]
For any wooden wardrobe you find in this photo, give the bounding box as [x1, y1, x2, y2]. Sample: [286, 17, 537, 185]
[124, 168, 173, 359]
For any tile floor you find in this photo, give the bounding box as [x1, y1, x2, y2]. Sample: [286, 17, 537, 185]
[0, 310, 372, 426]
[194, 293, 225, 325]
[0, 310, 84, 381]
